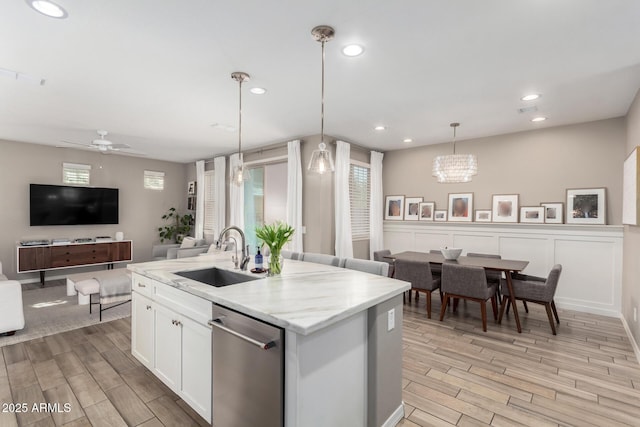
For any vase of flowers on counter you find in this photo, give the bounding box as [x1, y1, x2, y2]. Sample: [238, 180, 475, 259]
[255, 221, 295, 276]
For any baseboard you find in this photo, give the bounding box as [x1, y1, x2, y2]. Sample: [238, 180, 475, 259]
[381, 402, 404, 427]
[620, 315, 640, 365]
[554, 299, 620, 318]
[19, 273, 69, 285]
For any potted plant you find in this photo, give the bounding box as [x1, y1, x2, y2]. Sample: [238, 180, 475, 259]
[158, 207, 193, 243]
[255, 221, 295, 276]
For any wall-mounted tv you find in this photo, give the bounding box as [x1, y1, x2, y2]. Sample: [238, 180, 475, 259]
[30, 184, 119, 226]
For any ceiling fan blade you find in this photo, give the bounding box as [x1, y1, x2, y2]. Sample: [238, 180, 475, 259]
[59, 140, 94, 148]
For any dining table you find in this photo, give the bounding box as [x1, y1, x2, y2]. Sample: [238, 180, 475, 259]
[387, 251, 530, 333]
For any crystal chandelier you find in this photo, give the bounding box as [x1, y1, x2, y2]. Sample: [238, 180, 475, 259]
[432, 123, 478, 183]
[231, 71, 251, 186]
[307, 25, 335, 174]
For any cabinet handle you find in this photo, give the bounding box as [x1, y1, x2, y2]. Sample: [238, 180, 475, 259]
[137, 283, 146, 288]
[171, 320, 176, 325]
[176, 320, 182, 327]
[146, 305, 151, 310]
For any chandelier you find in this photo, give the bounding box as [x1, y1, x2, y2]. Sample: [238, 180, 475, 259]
[231, 71, 250, 186]
[307, 25, 335, 174]
[432, 122, 478, 183]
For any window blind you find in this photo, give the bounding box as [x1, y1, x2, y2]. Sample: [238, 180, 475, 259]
[349, 163, 371, 240]
[204, 170, 216, 232]
[62, 163, 91, 185]
[144, 170, 164, 190]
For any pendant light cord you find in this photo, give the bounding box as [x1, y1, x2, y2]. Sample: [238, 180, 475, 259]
[453, 125, 456, 155]
[238, 78, 243, 159]
[321, 39, 326, 144]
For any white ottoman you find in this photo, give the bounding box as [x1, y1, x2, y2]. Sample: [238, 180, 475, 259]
[67, 269, 130, 306]
[74, 279, 100, 306]
[0, 280, 25, 335]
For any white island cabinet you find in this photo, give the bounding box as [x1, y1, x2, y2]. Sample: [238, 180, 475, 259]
[129, 252, 410, 427]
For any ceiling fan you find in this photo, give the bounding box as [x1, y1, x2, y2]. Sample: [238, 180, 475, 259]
[60, 130, 145, 156]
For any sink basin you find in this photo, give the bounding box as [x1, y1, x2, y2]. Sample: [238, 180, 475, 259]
[175, 267, 259, 288]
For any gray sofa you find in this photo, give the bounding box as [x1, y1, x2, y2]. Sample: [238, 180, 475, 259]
[152, 239, 209, 260]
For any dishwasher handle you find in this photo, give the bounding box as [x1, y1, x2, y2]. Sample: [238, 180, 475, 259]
[208, 317, 276, 350]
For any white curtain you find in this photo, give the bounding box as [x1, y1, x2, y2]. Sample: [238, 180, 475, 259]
[369, 151, 384, 260]
[194, 160, 205, 240]
[213, 156, 226, 237]
[229, 153, 244, 230]
[335, 141, 353, 258]
[286, 140, 303, 252]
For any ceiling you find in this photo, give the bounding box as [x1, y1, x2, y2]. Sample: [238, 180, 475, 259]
[1, 0, 640, 163]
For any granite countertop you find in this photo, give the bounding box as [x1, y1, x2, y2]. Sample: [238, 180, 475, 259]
[127, 252, 410, 335]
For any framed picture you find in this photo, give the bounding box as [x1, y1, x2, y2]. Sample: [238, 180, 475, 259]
[492, 194, 519, 223]
[434, 210, 447, 222]
[419, 202, 435, 221]
[541, 202, 564, 224]
[520, 206, 544, 223]
[448, 193, 473, 222]
[404, 197, 424, 221]
[385, 195, 405, 220]
[187, 196, 196, 211]
[475, 210, 492, 223]
[187, 181, 197, 195]
[566, 188, 606, 225]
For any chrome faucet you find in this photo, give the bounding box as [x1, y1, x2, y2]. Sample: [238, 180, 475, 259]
[217, 226, 251, 271]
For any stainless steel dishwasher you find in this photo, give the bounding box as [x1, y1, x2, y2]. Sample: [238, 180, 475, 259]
[209, 304, 284, 427]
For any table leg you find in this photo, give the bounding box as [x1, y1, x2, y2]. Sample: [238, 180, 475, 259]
[504, 271, 522, 333]
[40, 271, 45, 287]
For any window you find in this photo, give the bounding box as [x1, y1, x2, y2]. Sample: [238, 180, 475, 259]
[349, 162, 370, 240]
[62, 163, 91, 185]
[203, 170, 216, 232]
[144, 170, 164, 190]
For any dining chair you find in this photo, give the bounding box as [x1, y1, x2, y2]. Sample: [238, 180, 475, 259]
[429, 250, 443, 277]
[499, 265, 562, 335]
[343, 258, 389, 277]
[466, 252, 506, 304]
[301, 252, 341, 267]
[282, 250, 301, 260]
[395, 259, 441, 319]
[439, 263, 498, 332]
[373, 249, 395, 277]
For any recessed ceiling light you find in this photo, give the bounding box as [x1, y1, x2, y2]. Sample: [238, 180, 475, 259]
[250, 87, 266, 95]
[521, 94, 541, 101]
[374, 125, 386, 131]
[342, 44, 365, 57]
[403, 138, 413, 143]
[531, 116, 547, 122]
[26, 0, 68, 19]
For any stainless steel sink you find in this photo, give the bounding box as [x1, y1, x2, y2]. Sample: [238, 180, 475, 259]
[175, 267, 259, 288]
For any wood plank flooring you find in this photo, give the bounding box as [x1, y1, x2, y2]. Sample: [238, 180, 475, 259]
[0, 318, 208, 427]
[399, 295, 640, 426]
[1, 294, 639, 426]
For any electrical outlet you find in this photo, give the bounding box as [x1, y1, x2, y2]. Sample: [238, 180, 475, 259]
[387, 308, 395, 331]
[634, 307, 638, 323]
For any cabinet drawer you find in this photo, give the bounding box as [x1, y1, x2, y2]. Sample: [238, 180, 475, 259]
[155, 283, 211, 325]
[50, 244, 111, 267]
[132, 273, 155, 298]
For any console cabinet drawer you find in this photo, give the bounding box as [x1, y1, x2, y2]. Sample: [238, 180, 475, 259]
[50, 244, 111, 267]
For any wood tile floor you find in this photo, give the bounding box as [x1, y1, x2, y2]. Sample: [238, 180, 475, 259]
[1, 297, 639, 426]
[399, 295, 640, 426]
[0, 318, 208, 427]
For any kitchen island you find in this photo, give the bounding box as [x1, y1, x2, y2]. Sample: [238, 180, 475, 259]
[128, 252, 410, 427]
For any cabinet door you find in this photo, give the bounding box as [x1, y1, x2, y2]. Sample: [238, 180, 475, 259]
[154, 304, 182, 391]
[131, 292, 154, 369]
[181, 316, 212, 423]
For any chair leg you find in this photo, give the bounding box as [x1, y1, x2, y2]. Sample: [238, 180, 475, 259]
[415, 290, 419, 301]
[408, 289, 412, 303]
[453, 298, 459, 313]
[551, 300, 560, 325]
[544, 303, 557, 335]
[523, 301, 529, 313]
[498, 296, 508, 324]
[491, 296, 498, 321]
[426, 292, 432, 319]
[99, 304, 102, 322]
[480, 301, 488, 332]
[439, 289, 443, 303]
[506, 299, 511, 315]
[439, 295, 449, 321]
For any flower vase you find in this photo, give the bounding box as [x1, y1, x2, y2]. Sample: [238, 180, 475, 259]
[268, 251, 284, 276]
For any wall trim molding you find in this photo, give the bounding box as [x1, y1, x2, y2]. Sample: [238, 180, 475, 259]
[620, 315, 640, 365]
[381, 403, 404, 427]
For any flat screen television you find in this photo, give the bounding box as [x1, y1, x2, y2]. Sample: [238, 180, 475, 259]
[30, 184, 119, 226]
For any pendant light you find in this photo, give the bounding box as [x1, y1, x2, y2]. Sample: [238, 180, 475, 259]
[307, 25, 335, 174]
[432, 122, 478, 183]
[231, 71, 250, 186]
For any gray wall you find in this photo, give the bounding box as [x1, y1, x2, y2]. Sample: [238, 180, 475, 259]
[0, 139, 187, 280]
[383, 118, 626, 224]
[623, 89, 640, 349]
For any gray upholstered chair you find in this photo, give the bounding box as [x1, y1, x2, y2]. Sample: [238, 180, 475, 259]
[429, 249, 443, 277]
[395, 259, 441, 319]
[373, 249, 395, 277]
[499, 265, 562, 335]
[282, 250, 302, 261]
[466, 252, 506, 305]
[301, 252, 341, 267]
[439, 263, 498, 332]
[343, 258, 389, 277]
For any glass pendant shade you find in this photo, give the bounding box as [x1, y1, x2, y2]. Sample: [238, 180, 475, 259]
[232, 156, 251, 186]
[307, 142, 334, 174]
[432, 154, 478, 183]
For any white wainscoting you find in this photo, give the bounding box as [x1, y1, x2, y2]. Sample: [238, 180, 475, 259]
[384, 222, 624, 317]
